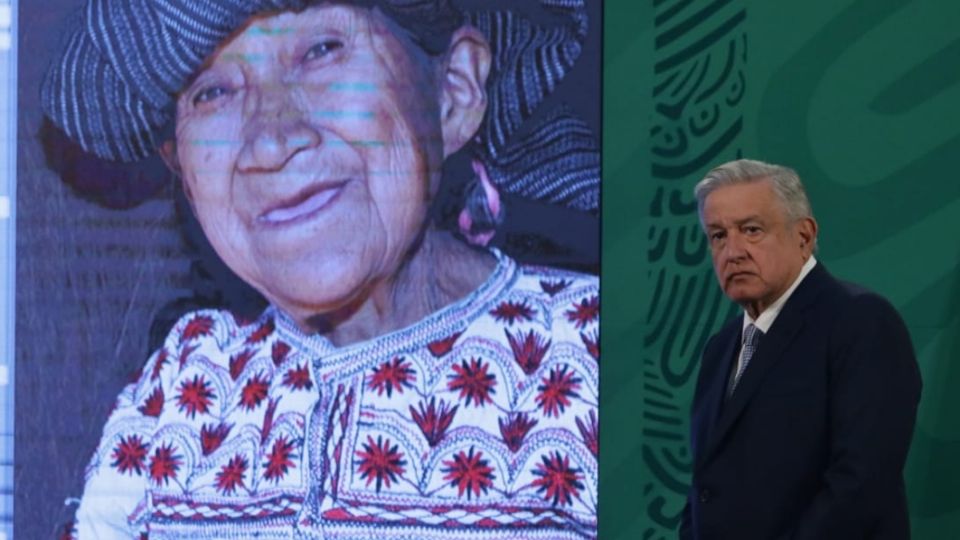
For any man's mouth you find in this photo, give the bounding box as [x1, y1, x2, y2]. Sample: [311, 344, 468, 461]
[258, 181, 348, 226]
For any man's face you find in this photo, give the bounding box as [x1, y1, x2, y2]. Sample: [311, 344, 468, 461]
[702, 179, 815, 318]
[173, 5, 446, 323]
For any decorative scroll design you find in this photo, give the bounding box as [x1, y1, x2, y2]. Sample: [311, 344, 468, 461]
[643, 0, 746, 537]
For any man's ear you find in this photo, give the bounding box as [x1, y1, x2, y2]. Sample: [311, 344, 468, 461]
[796, 216, 818, 255]
[157, 139, 193, 201]
[439, 26, 491, 158]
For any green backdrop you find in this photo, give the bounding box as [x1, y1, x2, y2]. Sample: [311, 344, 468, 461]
[600, 0, 960, 538]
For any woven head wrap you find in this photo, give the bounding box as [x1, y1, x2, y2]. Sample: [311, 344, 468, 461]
[42, 0, 599, 213]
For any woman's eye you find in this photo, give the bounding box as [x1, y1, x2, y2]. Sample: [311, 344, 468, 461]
[192, 86, 232, 106]
[303, 39, 344, 62]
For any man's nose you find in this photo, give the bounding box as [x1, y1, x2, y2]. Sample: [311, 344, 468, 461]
[722, 231, 748, 261]
[237, 83, 321, 173]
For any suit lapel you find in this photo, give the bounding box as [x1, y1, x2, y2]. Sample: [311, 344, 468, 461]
[693, 325, 740, 470]
[698, 264, 830, 467]
[704, 309, 805, 457]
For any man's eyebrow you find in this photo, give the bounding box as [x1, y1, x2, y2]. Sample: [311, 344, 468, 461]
[705, 215, 762, 229]
[734, 215, 763, 226]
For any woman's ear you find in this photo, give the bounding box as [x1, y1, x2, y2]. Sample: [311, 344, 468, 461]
[157, 139, 181, 176]
[157, 139, 192, 201]
[439, 26, 491, 158]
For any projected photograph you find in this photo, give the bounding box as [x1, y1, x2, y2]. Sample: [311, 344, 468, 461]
[15, 0, 601, 538]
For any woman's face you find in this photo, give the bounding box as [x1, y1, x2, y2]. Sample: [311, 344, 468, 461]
[174, 5, 445, 322]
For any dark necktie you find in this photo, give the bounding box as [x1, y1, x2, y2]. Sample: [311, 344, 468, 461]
[728, 324, 761, 397]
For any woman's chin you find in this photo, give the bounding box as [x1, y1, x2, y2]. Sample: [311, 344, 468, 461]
[256, 260, 369, 314]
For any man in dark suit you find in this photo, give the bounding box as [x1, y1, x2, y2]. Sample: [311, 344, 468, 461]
[680, 159, 922, 540]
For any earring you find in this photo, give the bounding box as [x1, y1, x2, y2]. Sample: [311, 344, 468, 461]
[458, 159, 504, 246]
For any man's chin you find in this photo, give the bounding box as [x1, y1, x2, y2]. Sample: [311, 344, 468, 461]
[723, 286, 759, 306]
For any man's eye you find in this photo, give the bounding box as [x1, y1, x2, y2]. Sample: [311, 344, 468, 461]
[303, 39, 344, 62]
[193, 86, 232, 106]
[744, 226, 762, 235]
[710, 231, 725, 242]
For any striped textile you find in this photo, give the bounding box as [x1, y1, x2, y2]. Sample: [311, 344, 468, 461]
[469, 0, 599, 212]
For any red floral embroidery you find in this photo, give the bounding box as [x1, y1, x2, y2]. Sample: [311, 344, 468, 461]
[282, 363, 313, 390]
[178, 342, 199, 370]
[505, 328, 551, 375]
[490, 300, 536, 325]
[367, 357, 415, 397]
[150, 349, 169, 381]
[111, 435, 149, 476]
[272, 341, 291, 366]
[261, 398, 279, 444]
[216, 454, 248, 495]
[181, 315, 214, 342]
[539, 279, 571, 296]
[566, 295, 599, 329]
[229, 349, 255, 381]
[410, 398, 458, 447]
[498, 413, 538, 453]
[447, 358, 496, 407]
[531, 451, 584, 507]
[230, 311, 255, 327]
[149, 443, 182, 486]
[355, 435, 406, 492]
[576, 409, 599, 457]
[240, 374, 270, 410]
[442, 447, 495, 499]
[176, 374, 215, 419]
[200, 422, 232, 456]
[536, 365, 582, 417]
[427, 332, 462, 357]
[245, 318, 275, 345]
[580, 329, 599, 361]
[263, 436, 297, 483]
[138, 386, 164, 417]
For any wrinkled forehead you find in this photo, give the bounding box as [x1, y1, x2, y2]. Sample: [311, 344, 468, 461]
[702, 179, 786, 223]
[243, 4, 364, 37]
[208, 5, 409, 67]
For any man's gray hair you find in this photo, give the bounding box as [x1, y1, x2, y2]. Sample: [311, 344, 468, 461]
[694, 159, 814, 228]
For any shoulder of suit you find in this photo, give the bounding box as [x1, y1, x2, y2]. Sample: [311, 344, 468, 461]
[818, 269, 896, 309]
[841, 284, 903, 319]
[812, 272, 907, 333]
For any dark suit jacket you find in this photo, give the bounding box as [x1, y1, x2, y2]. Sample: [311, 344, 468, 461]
[680, 264, 921, 540]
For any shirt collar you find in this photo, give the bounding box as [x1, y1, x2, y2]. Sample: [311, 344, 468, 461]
[743, 255, 817, 336]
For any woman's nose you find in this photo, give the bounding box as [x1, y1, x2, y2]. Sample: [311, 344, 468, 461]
[237, 83, 321, 173]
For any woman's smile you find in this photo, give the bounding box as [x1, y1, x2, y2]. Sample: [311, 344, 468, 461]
[257, 178, 350, 227]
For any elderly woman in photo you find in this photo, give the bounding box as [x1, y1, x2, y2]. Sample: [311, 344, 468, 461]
[42, 0, 599, 538]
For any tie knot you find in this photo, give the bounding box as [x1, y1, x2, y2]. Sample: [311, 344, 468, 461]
[743, 324, 762, 347]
